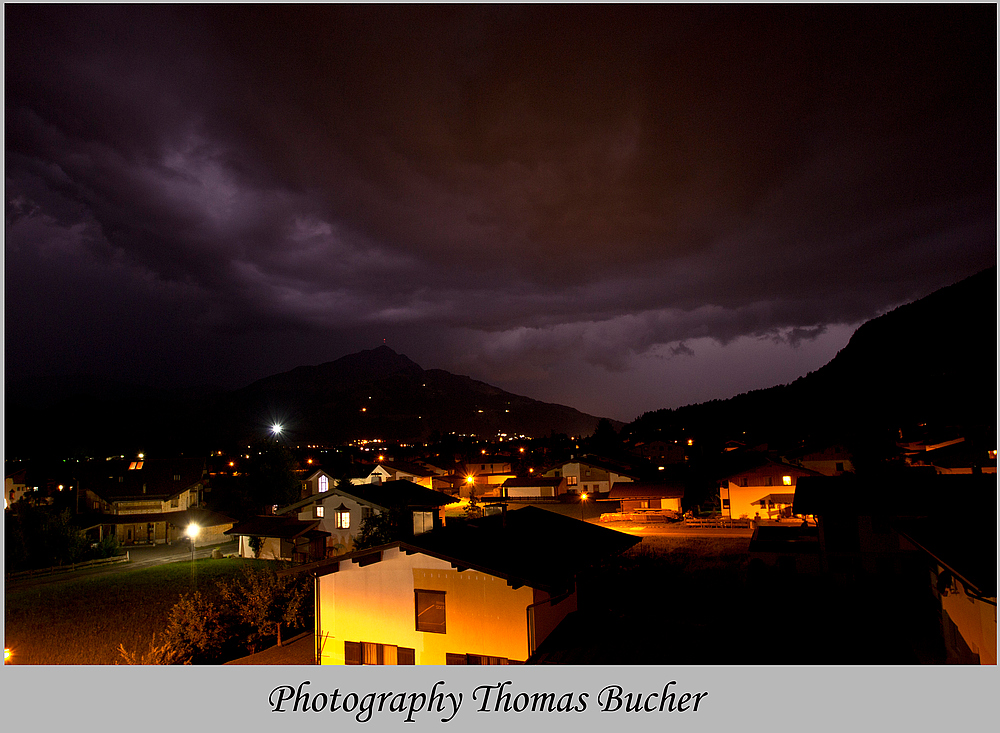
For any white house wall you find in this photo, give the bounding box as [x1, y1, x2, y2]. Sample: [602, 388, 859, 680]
[318, 547, 555, 665]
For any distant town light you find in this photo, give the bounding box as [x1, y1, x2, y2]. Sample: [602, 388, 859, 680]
[271, 423, 283, 436]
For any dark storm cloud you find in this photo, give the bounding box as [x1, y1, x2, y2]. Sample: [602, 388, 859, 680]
[5, 5, 995, 413]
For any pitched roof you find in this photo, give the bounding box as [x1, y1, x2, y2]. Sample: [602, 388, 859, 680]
[379, 459, 435, 478]
[297, 505, 640, 593]
[608, 481, 685, 500]
[226, 514, 328, 540]
[81, 457, 206, 501]
[751, 493, 796, 505]
[276, 478, 458, 515]
[502, 477, 563, 488]
[711, 451, 823, 481]
[78, 507, 234, 529]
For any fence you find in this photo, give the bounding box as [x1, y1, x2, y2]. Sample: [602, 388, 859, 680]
[7, 552, 131, 580]
[683, 517, 753, 529]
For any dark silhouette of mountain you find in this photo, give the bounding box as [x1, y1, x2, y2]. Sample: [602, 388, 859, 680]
[627, 267, 997, 452]
[215, 345, 613, 446]
[5, 346, 615, 458]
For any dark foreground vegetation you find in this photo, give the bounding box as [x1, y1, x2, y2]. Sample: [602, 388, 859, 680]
[5, 558, 311, 665]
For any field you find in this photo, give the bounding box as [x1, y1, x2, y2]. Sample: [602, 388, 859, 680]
[5, 558, 264, 665]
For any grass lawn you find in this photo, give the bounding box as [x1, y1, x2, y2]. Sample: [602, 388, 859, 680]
[5, 558, 270, 665]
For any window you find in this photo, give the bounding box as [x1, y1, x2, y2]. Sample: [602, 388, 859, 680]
[173, 474, 181, 481]
[446, 653, 516, 665]
[361, 507, 374, 522]
[318, 475, 329, 492]
[335, 506, 350, 529]
[415, 589, 446, 633]
[764, 477, 773, 487]
[782, 475, 792, 486]
[170, 497, 179, 508]
[722, 499, 730, 508]
[315, 506, 325, 518]
[739, 477, 748, 487]
[567, 476, 578, 486]
[344, 641, 415, 665]
[835, 462, 845, 472]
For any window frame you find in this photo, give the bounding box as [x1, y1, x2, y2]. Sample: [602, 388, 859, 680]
[414, 589, 446, 634]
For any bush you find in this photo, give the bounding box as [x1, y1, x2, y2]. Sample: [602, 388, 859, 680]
[218, 564, 311, 652]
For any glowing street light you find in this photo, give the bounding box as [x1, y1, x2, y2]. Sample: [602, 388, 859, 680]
[270, 423, 283, 438]
[580, 492, 589, 522]
[187, 523, 200, 563]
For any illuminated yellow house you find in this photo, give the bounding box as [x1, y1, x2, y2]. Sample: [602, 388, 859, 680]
[297, 506, 639, 665]
[717, 453, 822, 521]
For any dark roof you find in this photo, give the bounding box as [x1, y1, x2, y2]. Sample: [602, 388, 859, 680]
[710, 451, 822, 482]
[608, 481, 684, 500]
[502, 477, 563, 488]
[379, 459, 434, 478]
[277, 479, 458, 515]
[751, 493, 796, 506]
[81, 457, 206, 502]
[226, 514, 327, 540]
[298, 505, 640, 593]
[78, 507, 234, 529]
[793, 472, 997, 517]
[345, 480, 459, 509]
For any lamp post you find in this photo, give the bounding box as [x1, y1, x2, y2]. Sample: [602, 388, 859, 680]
[187, 523, 200, 562]
[580, 492, 588, 522]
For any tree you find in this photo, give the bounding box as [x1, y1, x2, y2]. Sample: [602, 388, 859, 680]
[218, 564, 310, 651]
[352, 506, 409, 551]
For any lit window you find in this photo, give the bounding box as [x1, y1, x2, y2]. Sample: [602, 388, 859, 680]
[415, 589, 446, 633]
[318, 475, 329, 492]
[782, 475, 792, 486]
[315, 506, 325, 518]
[335, 504, 350, 529]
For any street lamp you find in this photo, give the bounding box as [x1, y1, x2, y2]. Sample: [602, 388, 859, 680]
[186, 523, 200, 563]
[580, 492, 589, 522]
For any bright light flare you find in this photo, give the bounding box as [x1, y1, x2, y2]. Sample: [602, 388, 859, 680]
[270, 423, 283, 436]
[186, 523, 200, 540]
[4, 648, 11, 664]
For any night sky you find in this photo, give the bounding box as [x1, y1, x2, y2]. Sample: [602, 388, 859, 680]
[5, 5, 995, 422]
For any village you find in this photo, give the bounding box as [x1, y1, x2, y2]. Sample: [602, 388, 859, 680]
[5, 419, 996, 666]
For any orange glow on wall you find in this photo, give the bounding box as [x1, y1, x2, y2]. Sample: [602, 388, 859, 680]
[317, 547, 573, 665]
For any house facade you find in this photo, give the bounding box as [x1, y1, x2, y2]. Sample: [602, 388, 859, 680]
[606, 481, 684, 518]
[297, 506, 640, 665]
[274, 479, 458, 558]
[311, 545, 573, 665]
[542, 456, 637, 496]
[75, 458, 221, 545]
[718, 454, 821, 521]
